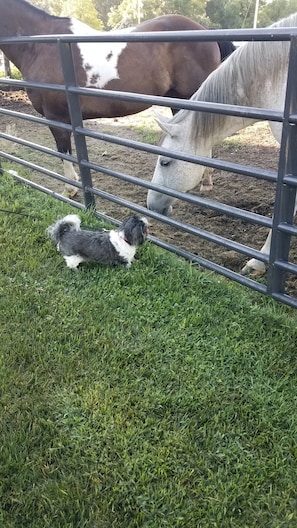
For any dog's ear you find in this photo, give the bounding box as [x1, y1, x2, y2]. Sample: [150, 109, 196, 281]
[140, 220, 148, 243]
[122, 217, 148, 246]
[133, 220, 148, 246]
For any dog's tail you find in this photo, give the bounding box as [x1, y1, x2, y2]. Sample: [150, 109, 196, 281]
[47, 214, 81, 243]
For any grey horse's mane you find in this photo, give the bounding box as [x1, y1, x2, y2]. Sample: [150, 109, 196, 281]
[169, 12, 297, 142]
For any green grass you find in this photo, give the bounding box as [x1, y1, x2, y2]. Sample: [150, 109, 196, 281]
[1, 169, 297, 528]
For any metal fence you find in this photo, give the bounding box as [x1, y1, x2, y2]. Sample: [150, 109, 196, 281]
[0, 27, 297, 308]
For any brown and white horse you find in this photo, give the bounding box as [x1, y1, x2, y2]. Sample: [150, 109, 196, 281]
[0, 0, 234, 190]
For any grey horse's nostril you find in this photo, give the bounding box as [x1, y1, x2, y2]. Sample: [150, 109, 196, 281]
[157, 205, 173, 216]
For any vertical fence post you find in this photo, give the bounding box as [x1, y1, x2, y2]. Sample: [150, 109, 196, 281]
[58, 39, 95, 209]
[267, 36, 297, 296]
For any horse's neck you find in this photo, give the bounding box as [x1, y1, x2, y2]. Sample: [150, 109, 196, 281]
[190, 86, 285, 153]
[189, 111, 255, 154]
[188, 42, 288, 151]
[203, 83, 285, 148]
[1, 43, 28, 73]
[0, 0, 53, 72]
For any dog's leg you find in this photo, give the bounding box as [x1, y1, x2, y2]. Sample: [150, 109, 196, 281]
[64, 255, 84, 269]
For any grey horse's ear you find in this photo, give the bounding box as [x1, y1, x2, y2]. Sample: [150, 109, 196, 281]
[154, 114, 177, 137]
[153, 109, 172, 123]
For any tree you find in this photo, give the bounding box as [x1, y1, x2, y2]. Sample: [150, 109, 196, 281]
[205, 0, 297, 29]
[93, 0, 122, 28]
[108, 0, 208, 28]
[108, 0, 140, 27]
[30, 0, 104, 27]
[61, 0, 103, 28]
[29, 0, 65, 15]
[258, 0, 297, 26]
[145, 0, 207, 21]
[205, 0, 267, 28]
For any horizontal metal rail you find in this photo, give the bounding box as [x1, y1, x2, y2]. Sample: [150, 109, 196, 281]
[1, 27, 297, 45]
[80, 125, 278, 182]
[0, 76, 287, 122]
[1, 28, 296, 307]
[0, 151, 82, 189]
[81, 159, 273, 228]
[0, 107, 279, 181]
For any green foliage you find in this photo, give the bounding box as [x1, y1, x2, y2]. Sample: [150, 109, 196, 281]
[138, 0, 207, 21]
[93, 0, 122, 28]
[108, 0, 208, 28]
[0, 66, 22, 80]
[108, 0, 139, 27]
[205, 0, 297, 28]
[29, 0, 66, 16]
[25, 0, 297, 30]
[1, 169, 297, 527]
[258, 0, 297, 26]
[206, 0, 262, 28]
[61, 0, 103, 28]
[30, 0, 104, 28]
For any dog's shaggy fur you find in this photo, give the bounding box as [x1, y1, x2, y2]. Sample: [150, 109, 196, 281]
[47, 214, 148, 269]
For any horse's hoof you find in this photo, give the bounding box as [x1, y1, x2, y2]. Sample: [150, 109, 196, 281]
[199, 183, 214, 192]
[63, 186, 79, 198]
[242, 268, 265, 277]
[241, 258, 266, 276]
[69, 189, 79, 199]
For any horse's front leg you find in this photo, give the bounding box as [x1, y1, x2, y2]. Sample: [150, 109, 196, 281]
[50, 126, 80, 197]
[63, 160, 80, 198]
[199, 149, 214, 192]
[242, 196, 297, 276]
[200, 167, 214, 192]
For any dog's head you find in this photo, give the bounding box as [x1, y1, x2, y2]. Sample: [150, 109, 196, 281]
[119, 215, 149, 247]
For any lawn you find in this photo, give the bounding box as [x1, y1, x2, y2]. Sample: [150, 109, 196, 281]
[1, 170, 297, 528]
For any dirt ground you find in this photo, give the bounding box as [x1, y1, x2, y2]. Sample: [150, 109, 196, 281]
[1, 88, 296, 299]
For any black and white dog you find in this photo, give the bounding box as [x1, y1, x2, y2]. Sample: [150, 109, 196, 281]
[47, 214, 148, 269]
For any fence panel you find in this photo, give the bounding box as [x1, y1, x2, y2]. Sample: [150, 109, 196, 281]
[0, 27, 297, 307]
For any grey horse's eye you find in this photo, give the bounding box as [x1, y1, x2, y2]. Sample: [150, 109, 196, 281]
[160, 158, 171, 167]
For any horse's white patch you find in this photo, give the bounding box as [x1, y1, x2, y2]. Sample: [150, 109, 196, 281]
[70, 19, 128, 88]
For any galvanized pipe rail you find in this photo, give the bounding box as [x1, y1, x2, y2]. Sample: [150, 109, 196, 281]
[0, 27, 297, 307]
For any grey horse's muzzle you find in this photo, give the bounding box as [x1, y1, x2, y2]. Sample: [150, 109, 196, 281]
[147, 190, 173, 216]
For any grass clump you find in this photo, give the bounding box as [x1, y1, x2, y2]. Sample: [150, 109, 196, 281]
[1, 169, 297, 527]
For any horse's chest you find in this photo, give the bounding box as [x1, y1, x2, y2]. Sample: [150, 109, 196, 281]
[71, 19, 127, 88]
[78, 41, 127, 87]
